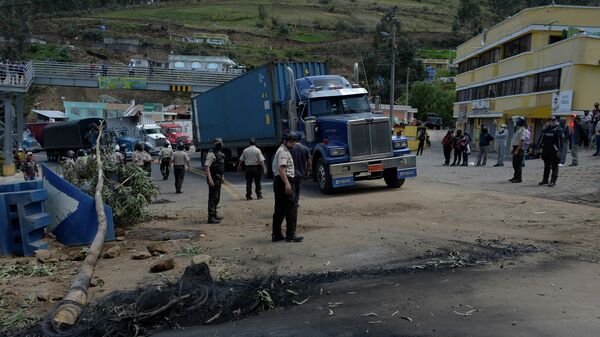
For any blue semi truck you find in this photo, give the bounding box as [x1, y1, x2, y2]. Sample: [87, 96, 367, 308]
[191, 62, 416, 194]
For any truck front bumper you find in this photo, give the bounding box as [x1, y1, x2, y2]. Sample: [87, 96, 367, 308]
[329, 155, 417, 188]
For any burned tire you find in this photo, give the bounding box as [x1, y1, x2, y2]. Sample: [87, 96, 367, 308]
[384, 168, 405, 188]
[317, 158, 333, 194]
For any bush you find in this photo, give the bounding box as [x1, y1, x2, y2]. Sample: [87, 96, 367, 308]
[278, 22, 290, 35]
[61, 149, 159, 227]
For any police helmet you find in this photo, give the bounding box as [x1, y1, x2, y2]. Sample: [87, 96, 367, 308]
[143, 143, 151, 152]
[515, 116, 526, 127]
[163, 142, 169, 148]
[114, 144, 120, 152]
[66, 150, 75, 158]
[282, 132, 297, 143]
[177, 143, 185, 151]
[249, 138, 256, 145]
[134, 142, 144, 152]
[77, 149, 86, 157]
[213, 137, 223, 144]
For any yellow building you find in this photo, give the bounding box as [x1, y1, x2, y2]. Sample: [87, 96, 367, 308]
[453, 5, 600, 145]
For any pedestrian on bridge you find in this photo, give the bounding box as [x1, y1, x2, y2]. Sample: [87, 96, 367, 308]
[205, 138, 225, 224]
[128, 60, 135, 76]
[102, 61, 109, 76]
[237, 138, 266, 200]
[172, 143, 191, 194]
[159, 142, 173, 180]
[89, 62, 96, 78]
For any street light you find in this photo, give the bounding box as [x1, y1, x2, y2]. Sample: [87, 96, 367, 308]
[380, 18, 397, 128]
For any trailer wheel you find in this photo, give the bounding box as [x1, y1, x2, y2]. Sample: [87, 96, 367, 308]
[317, 158, 333, 194]
[384, 168, 405, 188]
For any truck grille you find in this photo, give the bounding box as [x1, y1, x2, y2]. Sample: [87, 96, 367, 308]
[349, 121, 391, 159]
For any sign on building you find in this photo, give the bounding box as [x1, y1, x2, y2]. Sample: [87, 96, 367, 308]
[552, 90, 573, 115]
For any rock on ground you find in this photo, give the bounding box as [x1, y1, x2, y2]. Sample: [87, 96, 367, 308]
[150, 257, 175, 273]
[147, 242, 170, 255]
[132, 251, 152, 260]
[102, 246, 121, 259]
[34, 249, 51, 263]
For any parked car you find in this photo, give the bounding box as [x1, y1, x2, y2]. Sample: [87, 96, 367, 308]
[425, 112, 443, 129]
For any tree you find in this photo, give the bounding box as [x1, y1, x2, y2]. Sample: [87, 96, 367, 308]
[409, 81, 455, 126]
[258, 4, 267, 21]
[452, 0, 482, 39]
[487, 0, 525, 23]
[362, 8, 424, 104]
[0, 0, 32, 60]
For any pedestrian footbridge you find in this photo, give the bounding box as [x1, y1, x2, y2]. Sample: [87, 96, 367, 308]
[1, 60, 239, 94]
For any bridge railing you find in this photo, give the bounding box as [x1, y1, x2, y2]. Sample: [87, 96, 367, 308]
[31, 61, 239, 86]
[0, 61, 35, 90]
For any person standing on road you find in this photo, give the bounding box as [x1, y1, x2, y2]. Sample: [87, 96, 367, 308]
[272, 133, 303, 243]
[570, 116, 585, 166]
[237, 138, 266, 200]
[442, 130, 454, 166]
[476, 127, 494, 166]
[522, 125, 532, 166]
[172, 143, 191, 194]
[291, 132, 312, 208]
[494, 124, 509, 167]
[536, 116, 562, 187]
[22, 152, 39, 181]
[142, 144, 153, 177]
[205, 138, 225, 224]
[591, 103, 600, 147]
[159, 142, 173, 180]
[451, 129, 463, 166]
[581, 111, 592, 147]
[109, 145, 124, 165]
[461, 131, 471, 166]
[558, 118, 570, 167]
[132, 142, 145, 169]
[594, 118, 600, 156]
[416, 128, 427, 155]
[510, 117, 526, 183]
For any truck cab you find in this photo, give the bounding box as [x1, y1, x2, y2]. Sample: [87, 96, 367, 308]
[293, 75, 416, 193]
[135, 124, 168, 149]
[159, 123, 191, 150]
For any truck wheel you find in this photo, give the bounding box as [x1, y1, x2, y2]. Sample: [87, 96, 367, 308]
[316, 158, 333, 194]
[384, 168, 405, 188]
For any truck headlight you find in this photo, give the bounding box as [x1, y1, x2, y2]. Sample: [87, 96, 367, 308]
[393, 139, 407, 149]
[329, 147, 346, 156]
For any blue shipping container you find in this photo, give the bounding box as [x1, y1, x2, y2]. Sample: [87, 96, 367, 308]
[192, 62, 328, 150]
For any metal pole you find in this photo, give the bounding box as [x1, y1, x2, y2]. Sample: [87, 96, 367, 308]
[405, 67, 410, 106]
[3, 96, 14, 166]
[16, 93, 24, 149]
[389, 18, 396, 126]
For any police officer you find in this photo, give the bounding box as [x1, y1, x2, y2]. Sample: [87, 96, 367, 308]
[171, 143, 191, 194]
[132, 142, 145, 168]
[272, 133, 303, 243]
[237, 138, 266, 200]
[205, 138, 225, 224]
[537, 116, 562, 187]
[510, 117, 526, 183]
[159, 142, 173, 180]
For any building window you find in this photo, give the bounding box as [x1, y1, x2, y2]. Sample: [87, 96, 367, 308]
[191, 62, 202, 70]
[548, 35, 565, 45]
[502, 34, 531, 59]
[535, 69, 561, 91]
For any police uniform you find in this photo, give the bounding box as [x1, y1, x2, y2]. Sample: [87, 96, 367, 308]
[510, 125, 526, 183]
[159, 146, 173, 180]
[240, 144, 265, 199]
[132, 150, 145, 167]
[271, 142, 302, 242]
[172, 149, 190, 193]
[537, 122, 562, 186]
[205, 146, 225, 223]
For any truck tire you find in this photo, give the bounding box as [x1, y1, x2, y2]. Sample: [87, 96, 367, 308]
[316, 158, 333, 194]
[384, 168, 405, 188]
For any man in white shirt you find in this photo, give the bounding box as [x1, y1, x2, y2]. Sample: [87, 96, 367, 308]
[271, 133, 303, 243]
[237, 138, 266, 200]
[510, 117, 526, 183]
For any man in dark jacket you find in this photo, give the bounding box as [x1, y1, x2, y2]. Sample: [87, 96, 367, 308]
[476, 127, 494, 166]
[537, 116, 562, 187]
[442, 130, 454, 166]
[205, 138, 225, 224]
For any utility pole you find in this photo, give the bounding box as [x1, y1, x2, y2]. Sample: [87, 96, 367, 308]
[389, 15, 397, 126]
[405, 67, 410, 106]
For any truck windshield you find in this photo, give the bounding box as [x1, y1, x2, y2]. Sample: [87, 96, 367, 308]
[144, 128, 161, 135]
[167, 127, 182, 133]
[310, 95, 371, 116]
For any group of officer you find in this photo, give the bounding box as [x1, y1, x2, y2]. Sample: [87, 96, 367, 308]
[204, 132, 309, 242]
[510, 116, 563, 186]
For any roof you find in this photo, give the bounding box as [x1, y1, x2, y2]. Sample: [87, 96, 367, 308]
[32, 110, 67, 119]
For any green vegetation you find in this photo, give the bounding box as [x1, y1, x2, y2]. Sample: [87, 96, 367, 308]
[416, 48, 456, 60]
[0, 264, 55, 280]
[408, 81, 456, 126]
[25, 44, 72, 62]
[288, 31, 338, 43]
[175, 245, 204, 257]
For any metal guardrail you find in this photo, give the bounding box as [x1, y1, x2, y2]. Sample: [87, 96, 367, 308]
[0, 61, 34, 90]
[31, 61, 239, 87]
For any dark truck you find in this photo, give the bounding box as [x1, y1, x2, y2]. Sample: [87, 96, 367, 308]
[42, 118, 106, 161]
[191, 62, 416, 194]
